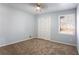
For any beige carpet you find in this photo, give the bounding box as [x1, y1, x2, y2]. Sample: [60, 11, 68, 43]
[0, 38, 78, 55]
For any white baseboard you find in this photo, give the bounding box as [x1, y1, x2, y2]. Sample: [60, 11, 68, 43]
[36, 37, 76, 46]
[0, 37, 76, 47]
[0, 37, 34, 47]
[49, 39, 76, 46]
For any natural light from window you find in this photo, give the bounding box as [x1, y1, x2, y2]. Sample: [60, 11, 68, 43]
[59, 14, 75, 35]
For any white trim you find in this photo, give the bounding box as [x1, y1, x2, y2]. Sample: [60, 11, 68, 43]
[49, 39, 76, 46]
[36, 37, 76, 46]
[0, 37, 35, 47]
[58, 14, 75, 35]
[0, 37, 76, 47]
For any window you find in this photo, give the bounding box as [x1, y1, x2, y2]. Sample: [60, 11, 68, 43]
[59, 14, 75, 35]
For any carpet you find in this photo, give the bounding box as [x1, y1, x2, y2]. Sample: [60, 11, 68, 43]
[0, 38, 78, 55]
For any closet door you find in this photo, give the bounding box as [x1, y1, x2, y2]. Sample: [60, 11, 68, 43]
[38, 16, 51, 40]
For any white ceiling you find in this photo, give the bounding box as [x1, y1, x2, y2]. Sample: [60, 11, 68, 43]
[6, 3, 78, 15]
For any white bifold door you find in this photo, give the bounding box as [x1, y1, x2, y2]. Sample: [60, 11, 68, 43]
[38, 16, 51, 40]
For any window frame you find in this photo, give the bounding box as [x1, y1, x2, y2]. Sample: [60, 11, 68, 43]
[58, 14, 75, 35]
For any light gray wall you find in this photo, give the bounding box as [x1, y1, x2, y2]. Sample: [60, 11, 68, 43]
[33, 15, 38, 38]
[77, 5, 79, 53]
[0, 4, 36, 47]
[0, 3, 77, 47]
[37, 9, 76, 46]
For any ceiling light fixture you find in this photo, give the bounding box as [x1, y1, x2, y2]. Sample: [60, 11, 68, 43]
[35, 3, 41, 12]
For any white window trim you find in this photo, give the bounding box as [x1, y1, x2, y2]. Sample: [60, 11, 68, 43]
[58, 14, 75, 35]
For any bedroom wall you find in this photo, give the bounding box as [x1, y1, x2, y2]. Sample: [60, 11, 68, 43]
[0, 4, 76, 47]
[0, 4, 36, 47]
[34, 15, 38, 37]
[37, 9, 76, 46]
